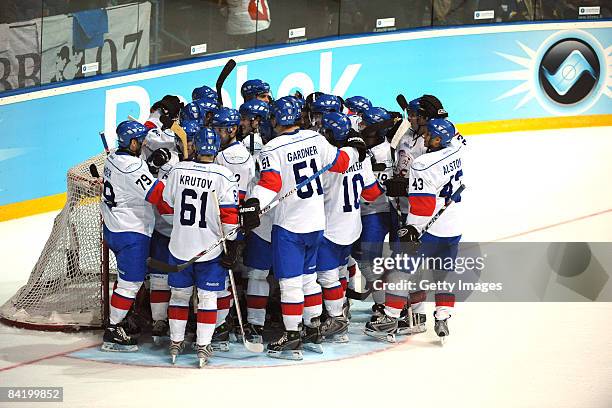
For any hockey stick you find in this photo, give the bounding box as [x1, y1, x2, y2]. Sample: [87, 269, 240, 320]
[390, 94, 410, 150]
[216, 59, 236, 107]
[100, 131, 110, 155]
[212, 190, 264, 353]
[353, 184, 467, 301]
[147, 160, 337, 273]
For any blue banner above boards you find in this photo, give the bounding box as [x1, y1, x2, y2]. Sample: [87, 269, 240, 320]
[0, 21, 611, 207]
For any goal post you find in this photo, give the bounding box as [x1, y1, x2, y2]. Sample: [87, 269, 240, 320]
[0, 153, 114, 331]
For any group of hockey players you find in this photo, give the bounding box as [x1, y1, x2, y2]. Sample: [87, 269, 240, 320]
[99, 76, 466, 367]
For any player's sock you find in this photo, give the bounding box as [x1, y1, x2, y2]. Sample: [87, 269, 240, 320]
[347, 260, 357, 291]
[196, 289, 217, 346]
[149, 273, 170, 321]
[215, 289, 232, 328]
[246, 269, 269, 326]
[109, 278, 141, 325]
[384, 293, 407, 319]
[409, 290, 427, 314]
[168, 286, 192, 342]
[317, 269, 342, 317]
[303, 273, 322, 326]
[279, 276, 304, 331]
[434, 292, 455, 321]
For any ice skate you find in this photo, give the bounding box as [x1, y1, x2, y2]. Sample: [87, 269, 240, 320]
[211, 322, 230, 352]
[243, 323, 264, 344]
[101, 324, 138, 352]
[267, 330, 303, 360]
[196, 343, 213, 368]
[342, 299, 352, 320]
[151, 320, 169, 345]
[397, 307, 427, 335]
[364, 313, 397, 343]
[169, 340, 185, 364]
[301, 319, 323, 354]
[371, 303, 385, 318]
[320, 315, 349, 343]
[434, 316, 449, 345]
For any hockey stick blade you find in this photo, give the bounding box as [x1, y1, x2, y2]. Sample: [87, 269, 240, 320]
[389, 118, 410, 150]
[89, 164, 100, 178]
[216, 59, 237, 107]
[396, 94, 408, 112]
[345, 288, 372, 301]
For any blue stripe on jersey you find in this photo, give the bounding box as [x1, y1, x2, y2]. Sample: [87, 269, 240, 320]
[261, 168, 280, 174]
[219, 204, 238, 208]
[262, 133, 319, 152]
[410, 145, 462, 172]
[408, 192, 436, 197]
[144, 180, 160, 202]
[363, 180, 378, 189]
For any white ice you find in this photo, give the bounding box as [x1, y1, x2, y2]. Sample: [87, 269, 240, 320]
[0, 127, 611, 408]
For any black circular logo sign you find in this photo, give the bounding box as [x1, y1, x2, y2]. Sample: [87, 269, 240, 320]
[539, 38, 599, 104]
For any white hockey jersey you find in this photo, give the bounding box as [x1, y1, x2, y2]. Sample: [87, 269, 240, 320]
[241, 132, 264, 163]
[101, 151, 163, 236]
[251, 129, 358, 234]
[162, 161, 239, 262]
[360, 141, 393, 216]
[140, 127, 177, 162]
[152, 153, 180, 237]
[407, 143, 464, 238]
[215, 141, 255, 203]
[348, 114, 361, 131]
[323, 158, 382, 245]
[391, 127, 427, 214]
[226, 0, 271, 35]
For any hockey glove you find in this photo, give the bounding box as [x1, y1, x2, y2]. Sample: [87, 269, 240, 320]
[147, 148, 171, 174]
[239, 198, 261, 232]
[398, 225, 420, 243]
[345, 129, 367, 162]
[383, 176, 409, 197]
[221, 239, 240, 269]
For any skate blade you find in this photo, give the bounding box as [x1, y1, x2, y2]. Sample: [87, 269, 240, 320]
[439, 336, 447, 346]
[303, 343, 324, 354]
[198, 357, 208, 368]
[363, 329, 396, 343]
[323, 333, 349, 343]
[211, 341, 230, 352]
[171, 354, 177, 365]
[246, 335, 263, 344]
[101, 342, 138, 352]
[267, 349, 303, 361]
[152, 335, 169, 346]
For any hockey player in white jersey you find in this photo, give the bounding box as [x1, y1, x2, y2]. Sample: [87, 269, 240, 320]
[100, 120, 173, 352]
[238, 98, 269, 161]
[344, 95, 372, 131]
[144, 95, 184, 132]
[351, 107, 394, 313]
[209, 107, 256, 350]
[317, 112, 384, 344]
[161, 127, 240, 367]
[384, 94, 454, 334]
[241, 79, 272, 104]
[365, 118, 464, 343]
[144, 121, 198, 343]
[242, 97, 367, 360]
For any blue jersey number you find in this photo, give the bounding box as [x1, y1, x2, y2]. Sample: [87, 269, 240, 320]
[293, 159, 323, 199]
[342, 174, 365, 212]
[439, 169, 463, 203]
[103, 181, 117, 209]
[180, 188, 208, 228]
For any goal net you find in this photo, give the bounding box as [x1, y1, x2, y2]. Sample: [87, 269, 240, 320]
[0, 153, 115, 330]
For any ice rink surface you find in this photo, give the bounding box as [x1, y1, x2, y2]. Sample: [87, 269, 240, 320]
[1, 127, 611, 408]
